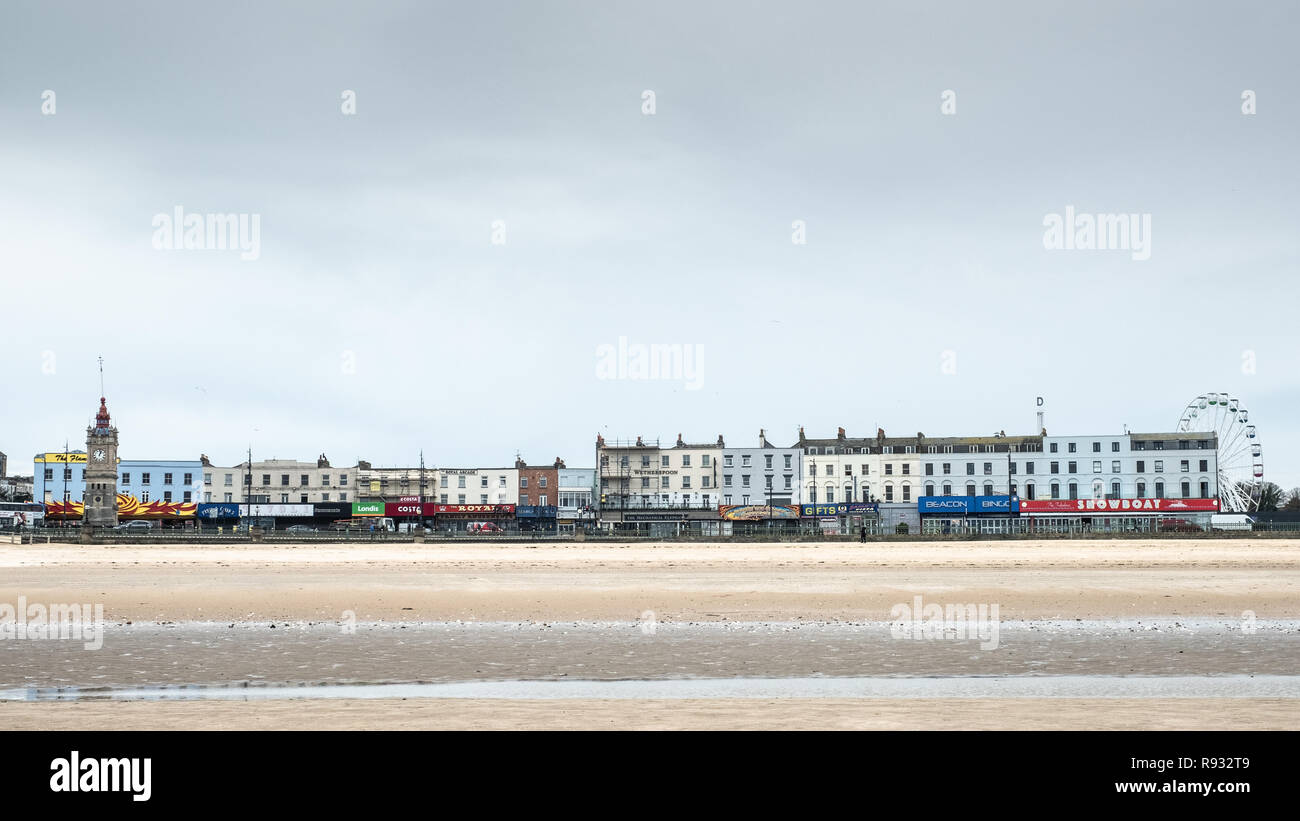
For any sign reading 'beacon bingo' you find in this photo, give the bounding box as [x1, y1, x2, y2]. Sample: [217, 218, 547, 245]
[1018, 498, 1219, 513]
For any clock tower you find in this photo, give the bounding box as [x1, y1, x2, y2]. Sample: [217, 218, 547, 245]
[84, 396, 119, 527]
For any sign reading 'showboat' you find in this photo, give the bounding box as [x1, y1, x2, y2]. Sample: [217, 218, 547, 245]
[1018, 498, 1219, 513]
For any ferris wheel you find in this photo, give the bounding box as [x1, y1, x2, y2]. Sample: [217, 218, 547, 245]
[1175, 392, 1263, 512]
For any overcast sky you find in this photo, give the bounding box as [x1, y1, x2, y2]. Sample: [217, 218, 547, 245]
[2, 1, 1296, 488]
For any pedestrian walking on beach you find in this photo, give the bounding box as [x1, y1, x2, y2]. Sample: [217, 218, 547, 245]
[859, 525, 866, 542]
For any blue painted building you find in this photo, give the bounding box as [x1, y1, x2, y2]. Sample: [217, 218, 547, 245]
[34, 451, 204, 506]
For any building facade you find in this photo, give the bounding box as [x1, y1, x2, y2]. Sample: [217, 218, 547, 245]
[720, 429, 802, 507]
[202, 454, 355, 504]
[596, 433, 724, 533]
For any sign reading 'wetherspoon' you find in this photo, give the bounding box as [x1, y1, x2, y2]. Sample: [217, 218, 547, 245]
[1018, 498, 1219, 513]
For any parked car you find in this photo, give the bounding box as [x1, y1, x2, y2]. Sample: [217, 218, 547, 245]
[1159, 518, 1201, 533]
[113, 520, 154, 532]
[284, 524, 316, 533]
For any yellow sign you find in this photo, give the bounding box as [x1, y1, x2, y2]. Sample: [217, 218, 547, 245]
[369, 480, 381, 493]
[36, 453, 88, 463]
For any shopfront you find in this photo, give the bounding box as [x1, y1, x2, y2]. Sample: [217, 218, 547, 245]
[516, 505, 557, 533]
[799, 502, 880, 535]
[1018, 497, 1219, 533]
[433, 504, 516, 534]
[918, 495, 1021, 534]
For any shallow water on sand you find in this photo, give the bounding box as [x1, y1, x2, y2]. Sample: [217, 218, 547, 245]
[2, 620, 1296, 691]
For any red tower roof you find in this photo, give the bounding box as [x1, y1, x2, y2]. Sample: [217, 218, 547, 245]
[95, 397, 111, 429]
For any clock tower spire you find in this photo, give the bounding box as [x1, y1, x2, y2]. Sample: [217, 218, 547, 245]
[84, 358, 119, 528]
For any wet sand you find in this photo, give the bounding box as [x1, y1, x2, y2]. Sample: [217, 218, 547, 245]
[1, 540, 1297, 729]
[2, 698, 1296, 730]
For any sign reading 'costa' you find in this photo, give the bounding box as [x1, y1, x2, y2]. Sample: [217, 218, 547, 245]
[1018, 498, 1219, 513]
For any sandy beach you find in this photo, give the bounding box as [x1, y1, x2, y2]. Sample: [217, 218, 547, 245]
[1, 539, 1297, 730]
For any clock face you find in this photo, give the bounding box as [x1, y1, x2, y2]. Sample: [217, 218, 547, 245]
[92, 449, 106, 462]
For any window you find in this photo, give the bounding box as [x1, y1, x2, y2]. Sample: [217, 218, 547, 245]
[440, 476, 448, 488]
[641, 455, 651, 468]
[825, 465, 834, 476]
[844, 464, 853, 476]
[281, 474, 289, 486]
[942, 483, 952, 495]
[44, 468, 53, 481]
[539, 494, 547, 506]
[983, 462, 992, 475]
[983, 482, 993, 496]
[322, 492, 330, 502]
[1050, 482, 1059, 499]
[1112, 461, 1121, 473]
[164, 491, 173, 503]
[702, 455, 711, 467]
[765, 455, 772, 469]
[1092, 461, 1101, 473]
[224, 493, 232, 503]
[143, 473, 152, 485]
[1026, 462, 1035, 475]
[1199, 481, 1209, 498]
[784, 475, 792, 489]
[661, 476, 669, 488]
[141, 491, 150, 502]
[925, 483, 935, 496]
[204, 492, 212, 502]
[183, 473, 193, 485]
[1180, 460, 1190, 473]
[943, 463, 951, 475]
[322, 475, 331, 486]
[681, 455, 691, 467]
[440, 494, 448, 503]
[301, 474, 310, 486]
[966, 463, 975, 475]
[480, 476, 488, 488]
[1068, 482, 1078, 500]
[1136, 461, 1145, 473]
[1155, 482, 1165, 498]
[480, 494, 488, 503]
[1050, 462, 1059, 474]
[1111, 481, 1120, 497]
[521, 494, 530, 506]
[458, 494, 466, 504]
[1068, 461, 1077, 474]
[723, 475, 732, 487]
[885, 464, 893, 475]
[661, 455, 670, 467]
[520, 477, 528, 488]
[784, 455, 792, 469]
[883, 486, 892, 502]
[1154, 441, 1164, 450]
[1181, 481, 1191, 498]
[965, 483, 976, 497]
[1112, 442, 1120, 452]
[724, 455, 733, 467]
[1092, 442, 1101, 453]
[1068, 443, 1077, 453]
[1050, 442, 1058, 453]
[742, 475, 751, 487]
[1133, 441, 1146, 451]
[861, 464, 869, 475]
[120, 471, 129, 484]
[902, 464, 910, 475]
[1137, 481, 1146, 498]
[1154, 460, 1164, 473]
[225, 473, 233, 486]
[902, 485, 911, 501]
[702, 476, 711, 488]
[280, 493, 289, 503]
[1199, 460, 1208, 472]
[163, 473, 173, 485]
[1010, 462, 1018, 475]
[642, 477, 651, 489]
[925, 463, 934, 476]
